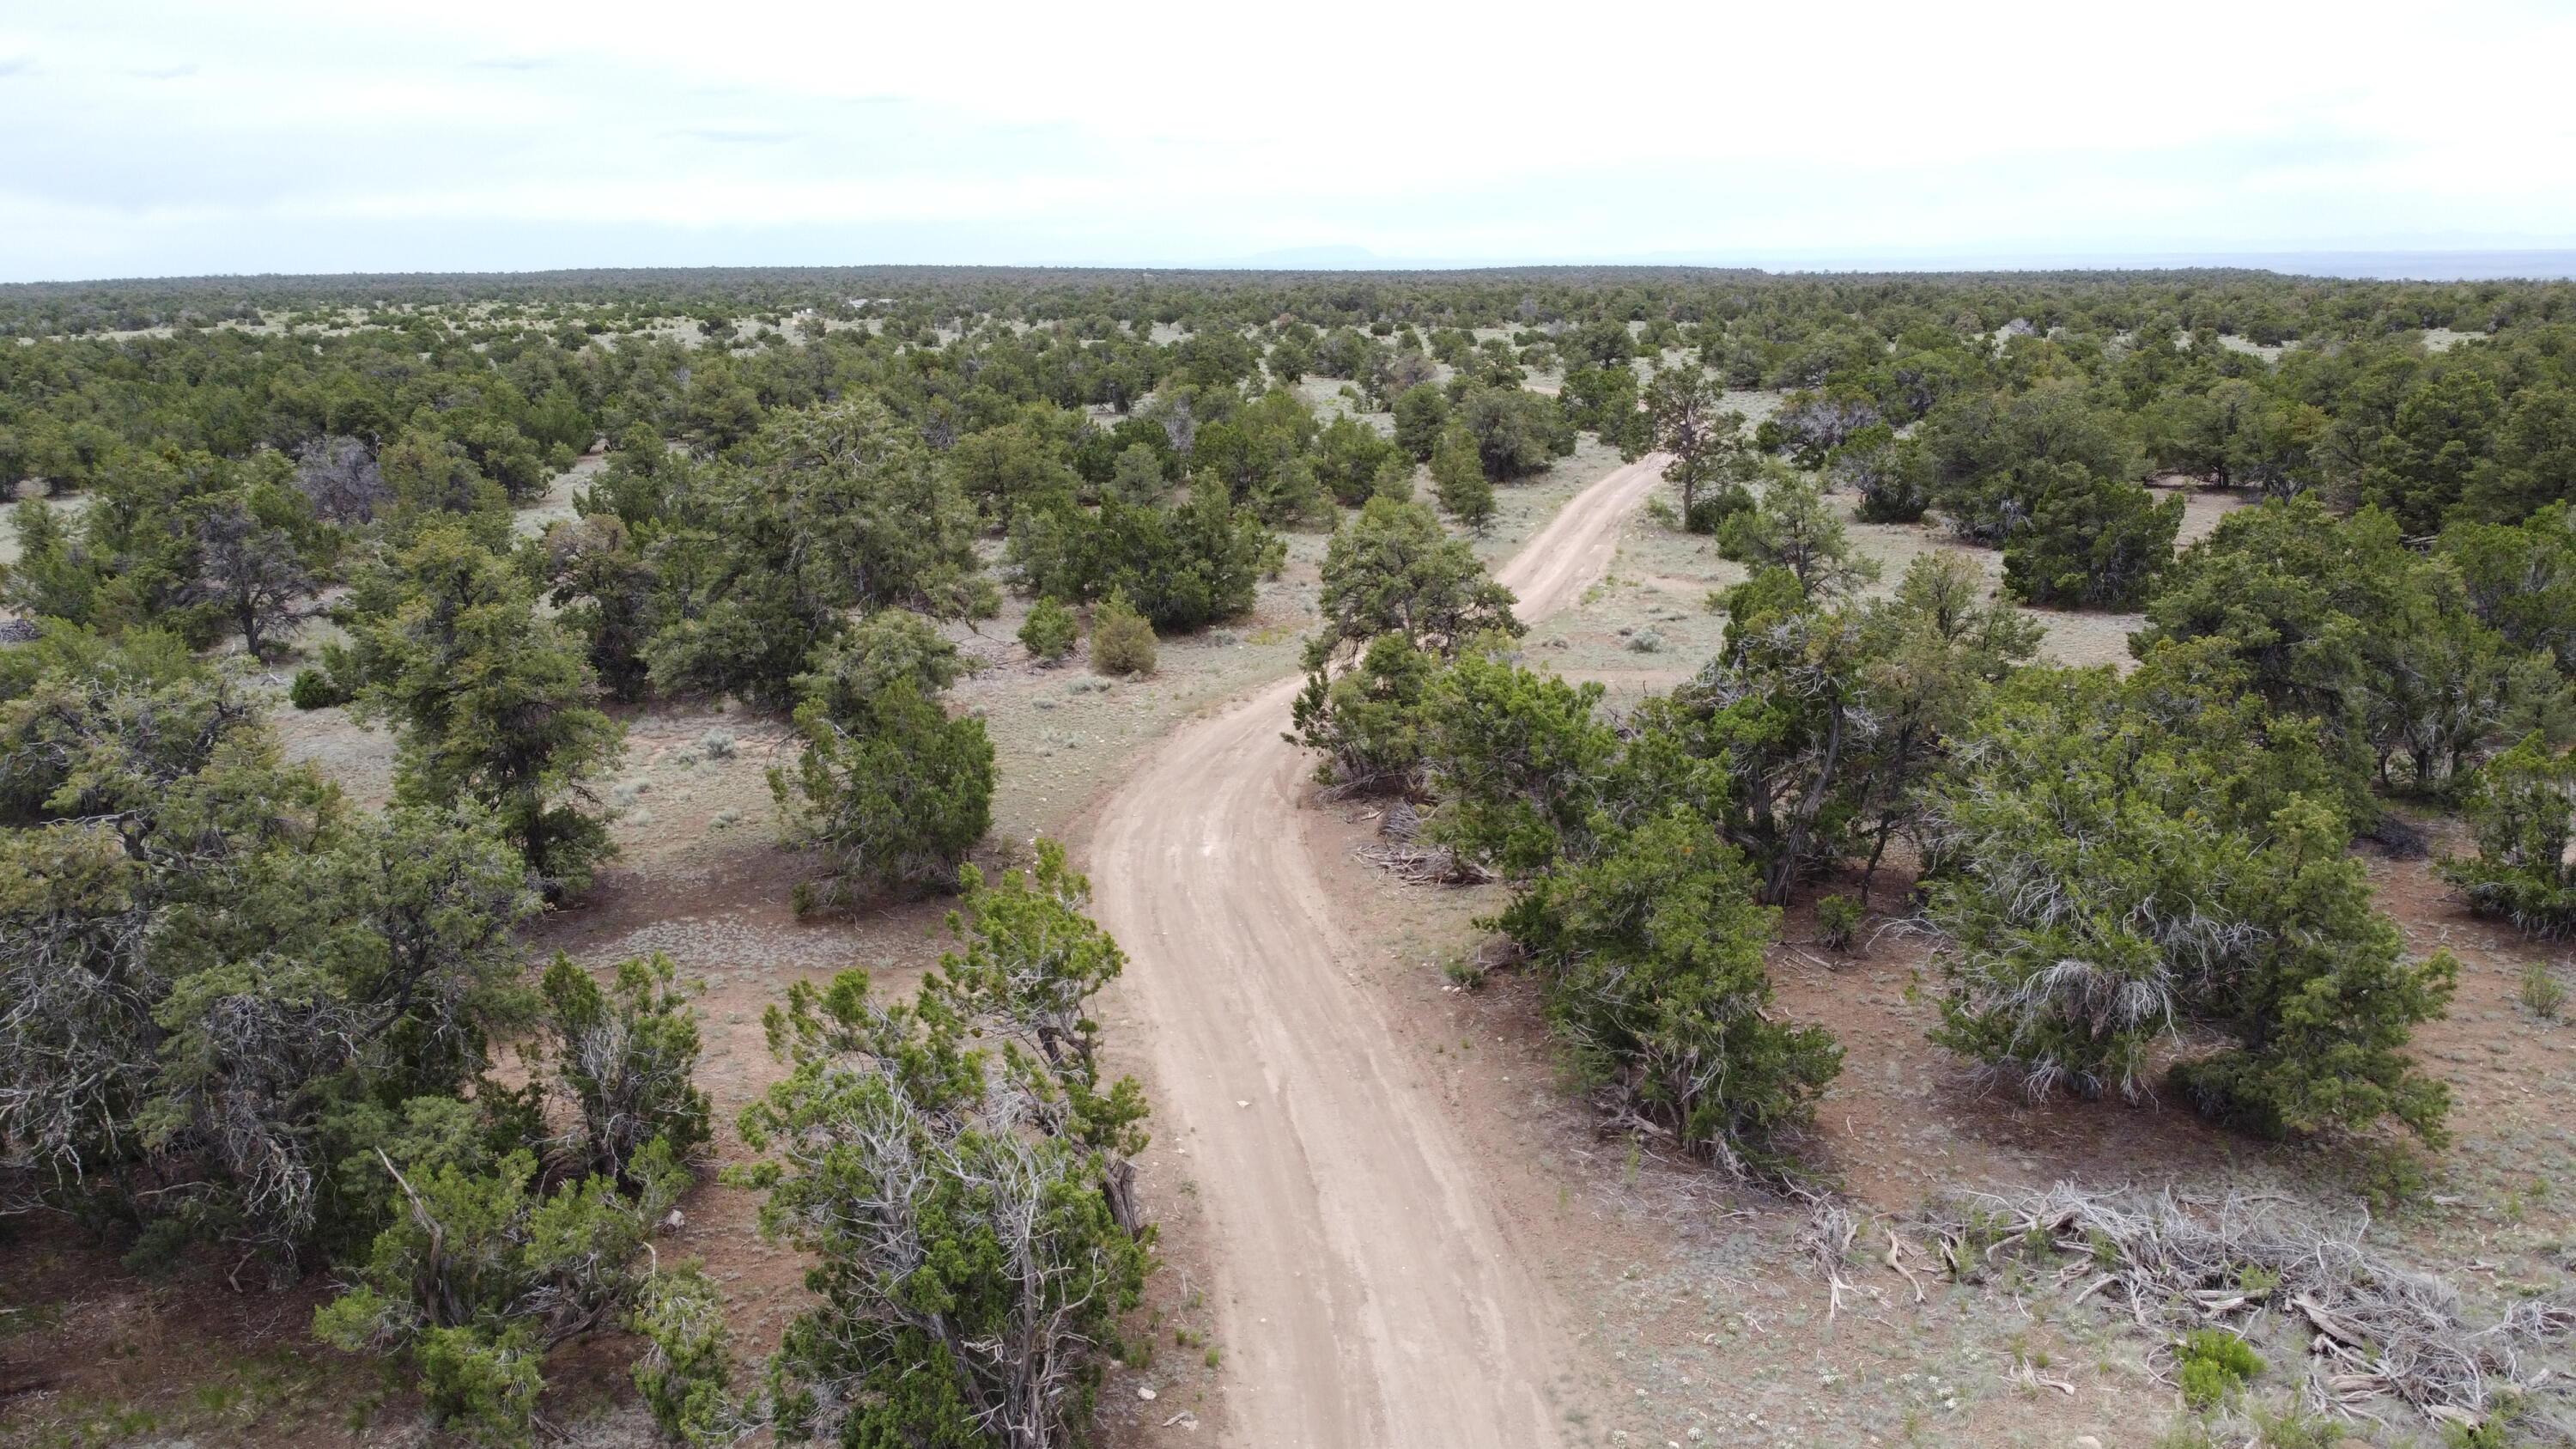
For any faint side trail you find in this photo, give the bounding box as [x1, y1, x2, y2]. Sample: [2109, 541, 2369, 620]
[1088, 454, 1667, 1449]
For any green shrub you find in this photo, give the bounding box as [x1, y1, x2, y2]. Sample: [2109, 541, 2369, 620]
[736, 841, 1151, 1449]
[1019, 596, 1078, 663]
[2001, 468, 2183, 610]
[416, 1325, 544, 1448]
[2444, 733, 2576, 936]
[289, 666, 349, 709]
[1816, 894, 1863, 952]
[2519, 959, 2568, 1020]
[2245, 1404, 2340, 1449]
[1683, 486, 1751, 535]
[1291, 632, 1437, 795]
[538, 953, 712, 1190]
[771, 683, 994, 912]
[1431, 423, 1494, 528]
[1091, 589, 1157, 676]
[2174, 1328, 2263, 1409]
[2442, 1392, 2524, 1449]
[314, 1142, 687, 1446]
[628, 1263, 742, 1445]
[1931, 661, 2456, 1141]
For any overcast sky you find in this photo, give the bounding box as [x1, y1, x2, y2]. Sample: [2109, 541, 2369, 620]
[4, 0, 2575, 282]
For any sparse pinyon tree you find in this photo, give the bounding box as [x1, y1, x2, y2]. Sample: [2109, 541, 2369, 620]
[645, 398, 997, 708]
[1845, 552, 2044, 901]
[293, 435, 391, 524]
[1643, 362, 1751, 532]
[1304, 496, 1522, 667]
[307, 947, 708, 1446]
[1716, 467, 1880, 600]
[185, 497, 314, 659]
[539, 952, 712, 1191]
[0, 638, 547, 1267]
[1292, 496, 1522, 793]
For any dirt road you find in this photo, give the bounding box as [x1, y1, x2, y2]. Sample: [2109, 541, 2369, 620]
[1088, 454, 1668, 1448]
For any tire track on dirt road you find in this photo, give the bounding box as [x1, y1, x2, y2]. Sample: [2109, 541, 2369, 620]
[1087, 454, 1668, 1448]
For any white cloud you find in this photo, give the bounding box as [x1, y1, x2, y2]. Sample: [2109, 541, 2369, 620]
[2, 0, 2573, 278]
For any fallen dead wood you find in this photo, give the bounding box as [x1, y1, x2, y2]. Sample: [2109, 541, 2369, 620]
[1796, 1193, 1862, 1322]
[1883, 1225, 1929, 1304]
[1910, 1184, 2576, 1425]
[1355, 841, 1495, 885]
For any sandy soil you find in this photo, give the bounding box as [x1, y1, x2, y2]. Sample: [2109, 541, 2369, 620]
[1081, 454, 1672, 1449]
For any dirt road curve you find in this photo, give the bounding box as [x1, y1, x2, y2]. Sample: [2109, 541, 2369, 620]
[1087, 454, 1669, 1448]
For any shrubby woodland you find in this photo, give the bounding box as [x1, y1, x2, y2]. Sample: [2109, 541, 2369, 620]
[3, 263, 2576, 1443]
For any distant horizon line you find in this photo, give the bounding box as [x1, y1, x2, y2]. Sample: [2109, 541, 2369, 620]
[9, 247, 2576, 290]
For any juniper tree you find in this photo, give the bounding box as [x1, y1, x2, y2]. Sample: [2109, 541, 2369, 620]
[1999, 468, 2182, 610]
[1312, 412, 1401, 508]
[1291, 631, 1441, 795]
[945, 420, 1082, 533]
[0, 644, 544, 1264]
[1832, 424, 1929, 524]
[348, 523, 625, 892]
[1453, 385, 1572, 480]
[2440, 502, 2576, 673]
[1019, 595, 1078, 662]
[1926, 656, 2455, 1142]
[1431, 423, 1494, 528]
[541, 513, 665, 703]
[769, 611, 994, 913]
[644, 399, 996, 707]
[2145, 497, 2551, 796]
[2443, 732, 2576, 936]
[1005, 485, 1277, 633]
[736, 840, 1151, 1449]
[1391, 382, 1451, 461]
[2134, 496, 2406, 723]
[1917, 383, 2140, 545]
[1502, 812, 1841, 1177]
[1413, 655, 1840, 1174]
